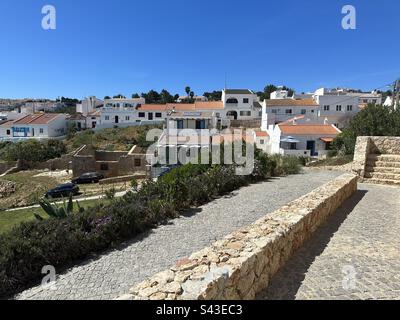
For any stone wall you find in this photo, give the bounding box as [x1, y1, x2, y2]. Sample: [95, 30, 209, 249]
[117, 173, 357, 300]
[352, 136, 400, 178]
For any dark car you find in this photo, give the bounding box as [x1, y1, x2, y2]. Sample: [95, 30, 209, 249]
[45, 183, 80, 199]
[71, 172, 104, 184]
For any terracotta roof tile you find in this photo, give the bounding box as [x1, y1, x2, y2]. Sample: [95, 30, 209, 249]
[278, 124, 341, 135]
[13, 113, 60, 125]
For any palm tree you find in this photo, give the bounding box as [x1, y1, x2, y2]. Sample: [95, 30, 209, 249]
[190, 91, 195, 101]
[185, 86, 191, 99]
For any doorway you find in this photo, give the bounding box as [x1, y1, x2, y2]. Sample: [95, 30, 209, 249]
[306, 140, 316, 156]
[115, 115, 119, 124]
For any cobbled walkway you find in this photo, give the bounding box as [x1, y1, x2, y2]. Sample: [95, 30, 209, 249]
[16, 169, 341, 300]
[260, 183, 400, 300]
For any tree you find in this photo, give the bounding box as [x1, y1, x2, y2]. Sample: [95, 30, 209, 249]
[333, 104, 400, 155]
[189, 91, 195, 100]
[203, 91, 222, 101]
[131, 93, 140, 98]
[256, 84, 295, 101]
[113, 94, 126, 99]
[104, 96, 111, 100]
[185, 86, 191, 99]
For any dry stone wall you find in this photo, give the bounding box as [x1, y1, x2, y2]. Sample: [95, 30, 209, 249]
[117, 173, 357, 300]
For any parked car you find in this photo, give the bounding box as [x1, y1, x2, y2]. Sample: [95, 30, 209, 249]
[45, 183, 80, 199]
[71, 172, 104, 184]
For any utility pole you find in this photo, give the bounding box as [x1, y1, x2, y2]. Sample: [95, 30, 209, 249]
[392, 79, 399, 109]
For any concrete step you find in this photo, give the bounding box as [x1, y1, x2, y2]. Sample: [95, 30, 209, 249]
[367, 154, 400, 162]
[365, 166, 400, 174]
[363, 178, 400, 186]
[364, 172, 400, 180]
[366, 160, 400, 168]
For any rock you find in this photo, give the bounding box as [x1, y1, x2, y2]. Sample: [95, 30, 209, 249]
[164, 281, 183, 294]
[153, 270, 175, 285]
[149, 292, 167, 300]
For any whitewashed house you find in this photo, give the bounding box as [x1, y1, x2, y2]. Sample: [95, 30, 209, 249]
[312, 88, 360, 129]
[76, 96, 103, 116]
[261, 98, 319, 129]
[265, 120, 341, 158]
[2, 113, 67, 140]
[222, 89, 261, 120]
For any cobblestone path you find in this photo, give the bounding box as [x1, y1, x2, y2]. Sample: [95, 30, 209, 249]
[16, 169, 341, 300]
[260, 183, 400, 300]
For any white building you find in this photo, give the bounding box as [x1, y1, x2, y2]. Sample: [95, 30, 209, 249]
[261, 98, 319, 129]
[0, 113, 67, 141]
[265, 121, 341, 158]
[312, 88, 360, 129]
[76, 96, 103, 116]
[221, 89, 261, 120]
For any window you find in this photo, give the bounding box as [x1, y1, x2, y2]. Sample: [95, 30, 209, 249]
[6, 129, 10, 135]
[271, 109, 278, 114]
[177, 120, 184, 129]
[226, 98, 238, 104]
[260, 139, 264, 144]
[39, 128, 44, 134]
[134, 158, 141, 167]
[215, 113, 220, 117]
[100, 163, 108, 171]
[347, 105, 353, 111]
[155, 112, 162, 118]
[363, 99, 368, 103]
[138, 112, 145, 118]
[125, 116, 130, 121]
[243, 98, 249, 104]
[336, 105, 342, 111]
[372, 99, 377, 104]
[285, 109, 292, 114]
[105, 115, 110, 120]
[324, 105, 330, 111]
[240, 111, 251, 116]
[301, 109, 306, 115]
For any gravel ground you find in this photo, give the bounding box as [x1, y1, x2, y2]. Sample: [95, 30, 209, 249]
[259, 183, 400, 300]
[15, 168, 342, 300]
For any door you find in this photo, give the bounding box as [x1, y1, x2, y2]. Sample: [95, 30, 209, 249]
[115, 115, 119, 124]
[148, 113, 153, 120]
[306, 140, 316, 156]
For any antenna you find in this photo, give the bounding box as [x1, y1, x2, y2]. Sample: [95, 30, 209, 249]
[224, 72, 227, 90]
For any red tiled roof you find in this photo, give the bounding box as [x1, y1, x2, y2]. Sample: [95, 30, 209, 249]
[13, 113, 60, 125]
[278, 124, 341, 135]
[255, 131, 269, 137]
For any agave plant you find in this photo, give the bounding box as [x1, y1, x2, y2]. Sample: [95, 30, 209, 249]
[34, 193, 85, 220]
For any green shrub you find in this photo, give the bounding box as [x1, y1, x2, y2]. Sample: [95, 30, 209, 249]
[0, 151, 293, 298]
[271, 154, 302, 176]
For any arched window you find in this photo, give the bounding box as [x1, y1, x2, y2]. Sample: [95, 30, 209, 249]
[226, 98, 239, 104]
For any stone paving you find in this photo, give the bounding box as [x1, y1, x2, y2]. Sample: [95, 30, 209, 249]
[260, 183, 400, 300]
[15, 169, 342, 300]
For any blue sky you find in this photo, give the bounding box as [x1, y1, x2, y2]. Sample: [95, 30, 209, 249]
[0, 0, 399, 99]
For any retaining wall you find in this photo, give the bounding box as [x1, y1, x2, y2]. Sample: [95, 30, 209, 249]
[117, 173, 357, 300]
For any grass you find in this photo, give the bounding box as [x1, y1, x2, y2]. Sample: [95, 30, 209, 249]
[308, 154, 354, 167]
[66, 125, 161, 152]
[0, 198, 108, 234]
[0, 170, 64, 210]
[0, 169, 131, 210]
